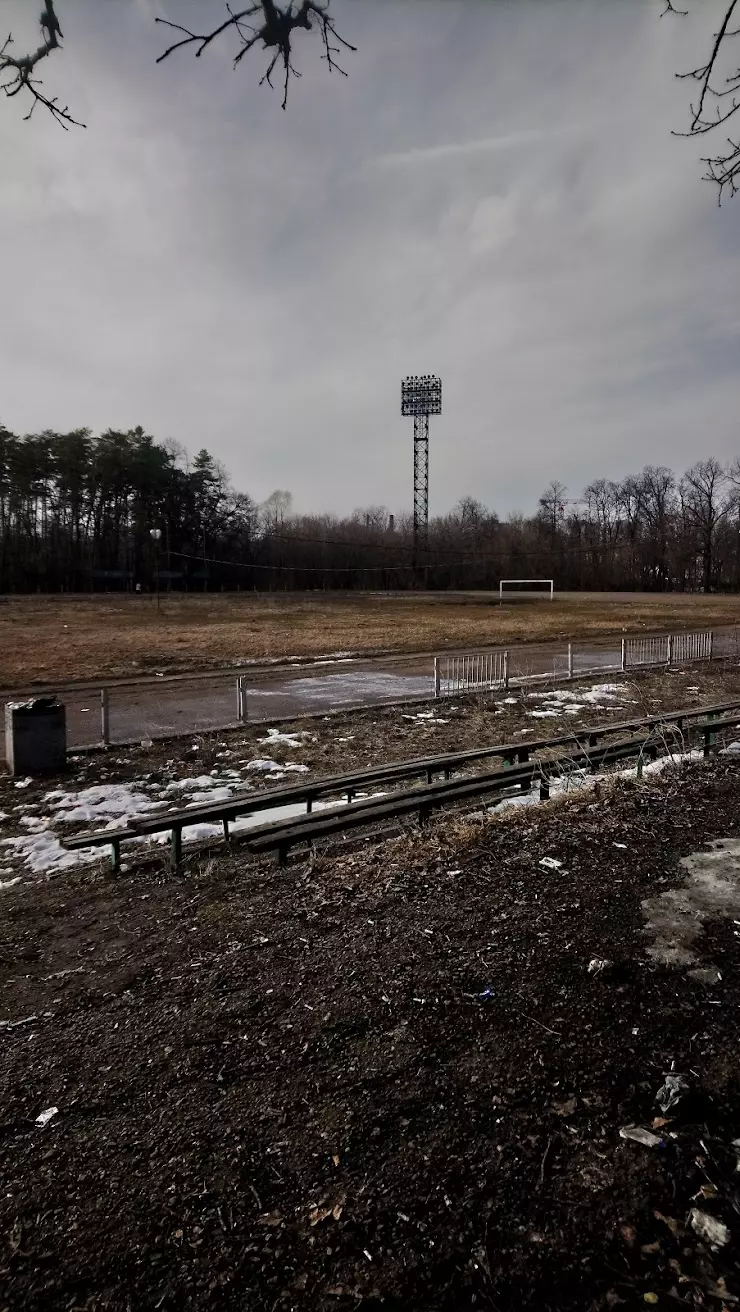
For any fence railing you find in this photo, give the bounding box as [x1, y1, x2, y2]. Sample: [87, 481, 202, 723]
[622, 630, 713, 669]
[623, 635, 671, 668]
[435, 627, 723, 699]
[434, 651, 508, 696]
[2, 626, 735, 750]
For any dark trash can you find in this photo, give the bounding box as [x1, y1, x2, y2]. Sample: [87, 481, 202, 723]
[5, 697, 67, 776]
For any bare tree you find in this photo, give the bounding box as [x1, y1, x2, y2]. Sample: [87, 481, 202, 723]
[665, 1, 740, 202]
[2, 0, 354, 124]
[0, 0, 83, 127]
[537, 481, 568, 541]
[156, 1, 356, 110]
[680, 458, 730, 591]
[636, 465, 676, 590]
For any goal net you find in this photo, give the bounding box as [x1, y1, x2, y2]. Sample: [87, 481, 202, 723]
[499, 579, 554, 602]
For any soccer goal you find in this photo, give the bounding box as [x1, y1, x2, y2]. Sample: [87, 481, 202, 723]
[499, 578, 554, 602]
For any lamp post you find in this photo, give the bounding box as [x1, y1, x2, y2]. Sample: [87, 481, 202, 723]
[150, 528, 162, 614]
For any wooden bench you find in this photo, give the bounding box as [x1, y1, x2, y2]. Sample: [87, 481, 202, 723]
[63, 696, 740, 871]
[243, 734, 655, 864]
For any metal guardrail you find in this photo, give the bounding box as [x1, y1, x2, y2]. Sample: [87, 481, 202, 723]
[63, 696, 740, 872]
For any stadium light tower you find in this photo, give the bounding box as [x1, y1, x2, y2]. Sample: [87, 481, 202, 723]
[401, 375, 442, 583]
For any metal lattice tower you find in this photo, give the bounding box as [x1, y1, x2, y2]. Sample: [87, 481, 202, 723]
[401, 375, 442, 583]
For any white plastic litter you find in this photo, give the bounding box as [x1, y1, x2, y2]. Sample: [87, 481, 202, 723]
[619, 1126, 663, 1149]
[35, 1106, 59, 1127]
[539, 857, 563, 870]
[690, 1209, 730, 1249]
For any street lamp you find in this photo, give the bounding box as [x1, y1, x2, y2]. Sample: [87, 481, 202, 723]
[150, 528, 162, 614]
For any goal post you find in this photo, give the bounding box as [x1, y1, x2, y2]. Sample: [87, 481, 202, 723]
[499, 579, 554, 602]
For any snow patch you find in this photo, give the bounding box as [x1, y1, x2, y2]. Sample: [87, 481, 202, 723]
[1, 831, 101, 875]
[164, 775, 227, 792]
[44, 783, 164, 824]
[245, 759, 309, 775]
[185, 786, 235, 806]
[260, 728, 313, 749]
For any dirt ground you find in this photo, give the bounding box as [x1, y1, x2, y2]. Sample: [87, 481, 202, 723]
[3, 749, 740, 1310]
[2, 590, 740, 687]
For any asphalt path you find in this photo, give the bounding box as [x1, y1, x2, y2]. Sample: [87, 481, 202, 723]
[2, 629, 734, 751]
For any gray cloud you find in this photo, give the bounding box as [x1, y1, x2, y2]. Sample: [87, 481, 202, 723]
[1, 0, 738, 518]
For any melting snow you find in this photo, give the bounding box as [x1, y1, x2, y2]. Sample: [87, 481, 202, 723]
[185, 786, 235, 806]
[1, 830, 101, 874]
[165, 775, 229, 792]
[260, 728, 311, 749]
[526, 682, 631, 718]
[245, 759, 309, 775]
[44, 784, 164, 824]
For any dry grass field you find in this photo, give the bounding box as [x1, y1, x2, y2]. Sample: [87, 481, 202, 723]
[2, 590, 740, 688]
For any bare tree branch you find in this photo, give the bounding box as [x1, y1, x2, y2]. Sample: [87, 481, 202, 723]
[0, 0, 84, 129]
[660, 1, 689, 17]
[156, 0, 356, 110]
[666, 1, 740, 202]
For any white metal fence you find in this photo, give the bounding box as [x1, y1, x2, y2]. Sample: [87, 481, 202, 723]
[672, 630, 713, 664]
[623, 635, 671, 668]
[436, 627, 720, 699]
[435, 651, 508, 696]
[623, 631, 713, 668]
[2, 626, 731, 750]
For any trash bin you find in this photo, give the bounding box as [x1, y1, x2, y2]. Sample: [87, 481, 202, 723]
[4, 698, 67, 776]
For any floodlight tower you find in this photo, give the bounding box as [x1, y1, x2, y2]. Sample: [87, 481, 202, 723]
[401, 375, 442, 584]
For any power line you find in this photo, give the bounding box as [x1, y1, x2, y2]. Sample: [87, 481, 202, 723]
[169, 533, 644, 578]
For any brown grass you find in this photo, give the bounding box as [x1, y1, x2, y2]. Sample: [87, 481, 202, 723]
[2, 589, 740, 688]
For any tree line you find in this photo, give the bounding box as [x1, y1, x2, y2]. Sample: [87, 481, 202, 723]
[0, 424, 739, 594]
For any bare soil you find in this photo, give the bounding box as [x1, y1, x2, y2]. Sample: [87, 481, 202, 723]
[2, 755, 740, 1310]
[2, 590, 740, 687]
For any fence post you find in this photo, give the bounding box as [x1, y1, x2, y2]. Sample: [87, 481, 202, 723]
[100, 687, 110, 747]
[236, 676, 248, 724]
[621, 638, 626, 672]
[709, 630, 714, 662]
[567, 643, 573, 680]
[667, 634, 674, 668]
[434, 657, 440, 699]
[503, 650, 510, 690]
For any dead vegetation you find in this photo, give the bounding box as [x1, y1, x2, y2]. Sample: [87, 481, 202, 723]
[2, 591, 740, 688]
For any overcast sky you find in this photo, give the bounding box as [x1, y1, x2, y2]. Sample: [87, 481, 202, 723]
[1, 0, 738, 518]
